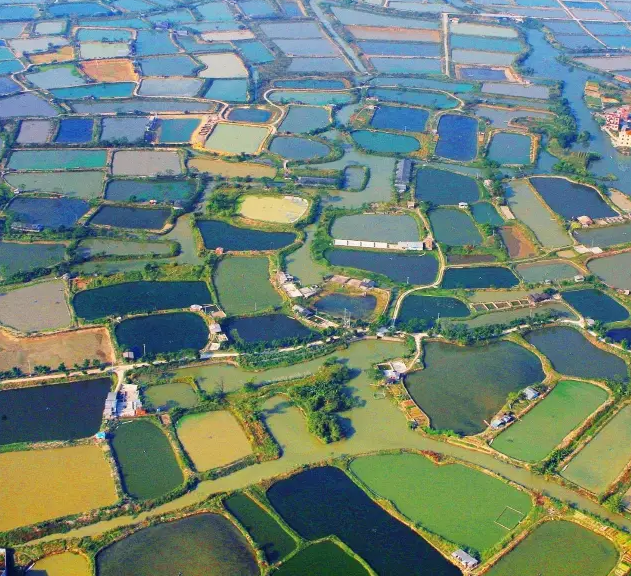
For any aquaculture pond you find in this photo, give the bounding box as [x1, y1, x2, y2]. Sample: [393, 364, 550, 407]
[205, 124, 269, 155]
[397, 295, 469, 329]
[143, 382, 198, 411]
[280, 106, 330, 133]
[5, 171, 105, 200]
[435, 115, 478, 161]
[104, 179, 195, 203]
[0, 378, 111, 446]
[314, 293, 377, 320]
[326, 249, 439, 284]
[7, 149, 106, 170]
[487, 132, 532, 165]
[407, 340, 544, 435]
[606, 327, 631, 345]
[525, 327, 628, 382]
[90, 206, 170, 230]
[270, 136, 331, 160]
[331, 213, 419, 243]
[29, 552, 90, 576]
[73, 281, 212, 320]
[227, 107, 272, 123]
[225, 314, 314, 343]
[415, 167, 479, 205]
[429, 208, 482, 246]
[530, 177, 617, 220]
[278, 544, 369, 576]
[11, 190, 88, 226]
[110, 419, 183, 500]
[493, 380, 608, 462]
[562, 289, 629, 324]
[367, 87, 457, 109]
[370, 105, 428, 132]
[472, 202, 503, 226]
[198, 220, 296, 251]
[588, 252, 631, 290]
[516, 261, 581, 284]
[485, 521, 618, 576]
[96, 514, 259, 576]
[351, 130, 419, 153]
[55, 118, 93, 144]
[267, 466, 461, 576]
[0, 241, 65, 278]
[77, 238, 172, 259]
[225, 494, 296, 564]
[350, 453, 532, 554]
[574, 221, 631, 248]
[214, 257, 281, 315]
[115, 312, 209, 358]
[442, 266, 519, 289]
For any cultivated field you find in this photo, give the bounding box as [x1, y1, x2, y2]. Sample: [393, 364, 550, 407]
[29, 45, 74, 64]
[80, 58, 138, 82]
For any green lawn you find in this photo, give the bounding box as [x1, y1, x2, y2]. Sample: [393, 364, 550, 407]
[493, 380, 608, 462]
[213, 256, 282, 315]
[486, 520, 618, 576]
[349, 453, 532, 554]
[562, 404, 631, 494]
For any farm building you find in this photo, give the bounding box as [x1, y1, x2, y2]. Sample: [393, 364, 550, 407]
[104, 392, 118, 418]
[524, 386, 540, 401]
[452, 549, 479, 569]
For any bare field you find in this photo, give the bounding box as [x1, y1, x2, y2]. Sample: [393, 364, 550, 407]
[80, 58, 138, 82]
[188, 156, 276, 178]
[0, 327, 115, 372]
[29, 45, 75, 65]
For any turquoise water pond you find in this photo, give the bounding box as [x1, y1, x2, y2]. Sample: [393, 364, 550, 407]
[8, 149, 106, 170]
[105, 179, 195, 203]
[270, 136, 330, 160]
[159, 119, 200, 143]
[488, 132, 532, 165]
[280, 106, 330, 133]
[51, 83, 136, 99]
[472, 202, 503, 225]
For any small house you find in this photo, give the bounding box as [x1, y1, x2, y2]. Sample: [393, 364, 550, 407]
[424, 237, 434, 250]
[293, 304, 314, 318]
[527, 293, 550, 305]
[382, 369, 401, 383]
[452, 550, 479, 569]
[360, 278, 376, 289]
[458, 202, 469, 209]
[523, 386, 539, 401]
[104, 392, 118, 418]
[577, 215, 593, 227]
[190, 304, 203, 312]
[491, 414, 514, 429]
[574, 275, 586, 283]
[209, 323, 223, 334]
[122, 350, 135, 361]
[376, 326, 390, 338]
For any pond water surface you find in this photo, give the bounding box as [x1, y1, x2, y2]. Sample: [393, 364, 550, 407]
[562, 289, 629, 324]
[435, 115, 478, 161]
[429, 208, 482, 246]
[314, 293, 377, 320]
[352, 130, 419, 154]
[226, 314, 314, 343]
[442, 266, 519, 289]
[198, 220, 295, 251]
[415, 167, 479, 205]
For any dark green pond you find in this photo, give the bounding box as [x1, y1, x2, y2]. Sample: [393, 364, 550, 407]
[90, 206, 171, 230]
[607, 327, 631, 344]
[415, 167, 479, 206]
[267, 466, 462, 576]
[110, 419, 183, 500]
[226, 314, 314, 344]
[96, 513, 259, 576]
[314, 293, 377, 320]
[104, 179, 196, 203]
[73, 281, 212, 320]
[397, 295, 469, 331]
[225, 493, 296, 563]
[0, 378, 111, 446]
[562, 289, 629, 324]
[198, 220, 296, 251]
[115, 312, 208, 357]
[472, 202, 503, 226]
[8, 197, 90, 229]
[525, 326, 628, 382]
[325, 249, 439, 285]
[407, 341, 544, 435]
[274, 540, 369, 576]
[442, 267, 519, 289]
[352, 130, 419, 154]
[429, 208, 482, 246]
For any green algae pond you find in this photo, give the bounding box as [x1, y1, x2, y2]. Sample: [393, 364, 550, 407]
[225, 493, 296, 563]
[0, 241, 65, 278]
[485, 520, 618, 576]
[351, 130, 420, 154]
[524, 326, 628, 382]
[442, 266, 519, 289]
[493, 380, 608, 462]
[516, 261, 581, 284]
[143, 381, 198, 411]
[350, 452, 532, 554]
[7, 149, 107, 170]
[267, 466, 461, 576]
[274, 540, 369, 576]
[562, 289, 629, 324]
[214, 256, 281, 315]
[407, 340, 544, 435]
[429, 208, 482, 246]
[96, 513, 259, 576]
[110, 419, 183, 500]
[89, 206, 171, 230]
[397, 294, 470, 329]
[115, 312, 209, 358]
[73, 281, 212, 320]
[0, 378, 111, 446]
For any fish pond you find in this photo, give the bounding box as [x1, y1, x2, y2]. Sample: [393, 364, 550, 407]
[472, 202, 503, 226]
[143, 381, 198, 411]
[29, 552, 90, 576]
[104, 179, 196, 203]
[227, 107, 272, 123]
[442, 266, 519, 289]
[351, 130, 419, 154]
[314, 293, 377, 320]
[574, 222, 631, 248]
[367, 87, 458, 109]
[429, 208, 482, 246]
[332, 213, 419, 243]
[225, 493, 296, 564]
[177, 411, 252, 472]
[407, 340, 544, 435]
[485, 520, 618, 576]
[0, 241, 65, 279]
[397, 295, 470, 330]
[351, 453, 532, 554]
[267, 466, 461, 576]
[115, 312, 209, 358]
[588, 253, 631, 290]
[530, 177, 617, 220]
[7, 149, 106, 170]
[370, 105, 429, 132]
[325, 249, 439, 284]
[110, 419, 183, 500]
[73, 281, 211, 320]
[270, 136, 331, 160]
[275, 541, 368, 575]
[77, 238, 172, 259]
[487, 132, 532, 165]
[238, 194, 308, 224]
[0, 378, 111, 446]
[55, 118, 93, 144]
[435, 115, 478, 161]
[5, 171, 105, 200]
[198, 219, 296, 251]
[516, 261, 581, 284]
[8, 197, 89, 229]
[493, 380, 608, 462]
[225, 314, 314, 343]
[525, 326, 628, 382]
[205, 124, 269, 155]
[415, 167, 480, 205]
[280, 105, 330, 133]
[500, 226, 537, 259]
[96, 514, 259, 576]
[90, 206, 170, 230]
[562, 289, 629, 324]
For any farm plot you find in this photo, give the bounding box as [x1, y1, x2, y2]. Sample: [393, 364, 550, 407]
[493, 380, 608, 462]
[111, 150, 182, 176]
[80, 58, 138, 82]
